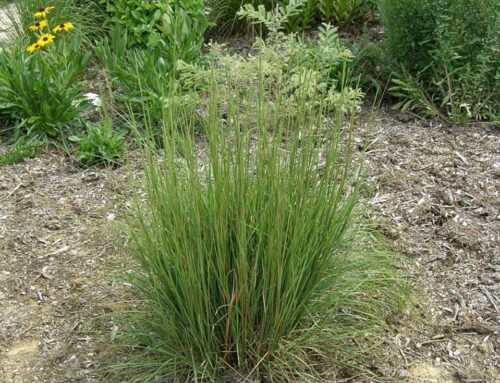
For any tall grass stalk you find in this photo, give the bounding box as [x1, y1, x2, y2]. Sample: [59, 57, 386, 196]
[109, 57, 407, 382]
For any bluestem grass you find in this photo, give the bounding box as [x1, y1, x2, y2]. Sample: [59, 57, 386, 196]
[106, 52, 408, 382]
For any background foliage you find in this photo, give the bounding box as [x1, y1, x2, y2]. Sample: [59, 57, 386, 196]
[380, 0, 499, 122]
[100, 0, 208, 62]
[208, 0, 376, 33]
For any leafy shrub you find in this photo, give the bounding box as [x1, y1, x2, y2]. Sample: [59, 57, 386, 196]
[70, 118, 125, 167]
[380, 0, 500, 122]
[109, 53, 407, 381]
[101, 0, 208, 61]
[211, 24, 363, 117]
[208, 0, 275, 33]
[0, 41, 91, 142]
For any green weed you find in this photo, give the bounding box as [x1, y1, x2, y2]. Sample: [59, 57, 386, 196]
[69, 118, 125, 167]
[0, 143, 39, 166]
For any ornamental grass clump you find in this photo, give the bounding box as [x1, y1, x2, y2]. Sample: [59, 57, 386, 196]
[108, 54, 408, 382]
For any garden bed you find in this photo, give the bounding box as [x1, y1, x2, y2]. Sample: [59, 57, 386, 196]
[1, 107, 498, 382]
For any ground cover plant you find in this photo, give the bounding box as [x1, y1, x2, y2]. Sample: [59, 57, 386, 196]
[69, 117, 125, 167]
[107, 49, 407, 380]
[380, 0, 499, 123]
[0, 142, 39, 166]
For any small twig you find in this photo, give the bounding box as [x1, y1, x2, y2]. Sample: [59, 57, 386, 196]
[455, 151, 469, 165]
[41, 245, 70, 258]
[2, 182, 22, 200]
[481, 288, 499, 314]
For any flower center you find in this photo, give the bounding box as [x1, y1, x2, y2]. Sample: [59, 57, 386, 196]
[38, 7, 46, 12]
[60, 23, 65, 28]
[43, 37, 48, 41]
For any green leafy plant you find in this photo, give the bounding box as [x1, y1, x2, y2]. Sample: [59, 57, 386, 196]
[0, 41, 91, 142]
[70, 118, 125, 167]
[318, 0, 376, 24]
[380, 0, 500, 122]
[0, 142, 39, 166]
[208, 0, 375, 34]
[207, 0, 275, 34]
[101, 0, 208, 62]
[210, 21, 363, 117]
[237, 0, 309, 33]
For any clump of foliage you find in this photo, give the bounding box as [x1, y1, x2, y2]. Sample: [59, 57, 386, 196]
[380, 0, 499, 122]
[0, 7, 91, 142]
[100, 0, 208, 61]
[209, 25, 363, 116]
[69, 118, 125, 167]
[237, 0, 314, 34]
[318, 0, 377, 25]
[96, 28, 202, 129]
[0, 143, 39, 166]
[208, 0, 376, 34]
[107, 57, 407, 381]
[102, 11, 407, 380]
[98, 15, 363, 134]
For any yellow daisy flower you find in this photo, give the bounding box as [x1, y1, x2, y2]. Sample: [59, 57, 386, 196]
[26, 43, 42, 53]
[34, 6, 54, 18]
[37, 33, 55, 47]
[52, 22, 75, 33]
[28, 20, 48, 32]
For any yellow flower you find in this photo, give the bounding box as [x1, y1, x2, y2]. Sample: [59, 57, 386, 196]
[28, 20, 48, 32]
[26, 43, 42, 53]
[52, 22, 74, 33]
[37, 33, 55, 47]
[34, 6, 54, 18]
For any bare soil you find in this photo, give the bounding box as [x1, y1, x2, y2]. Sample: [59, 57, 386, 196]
[0, 108, 498, 382]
